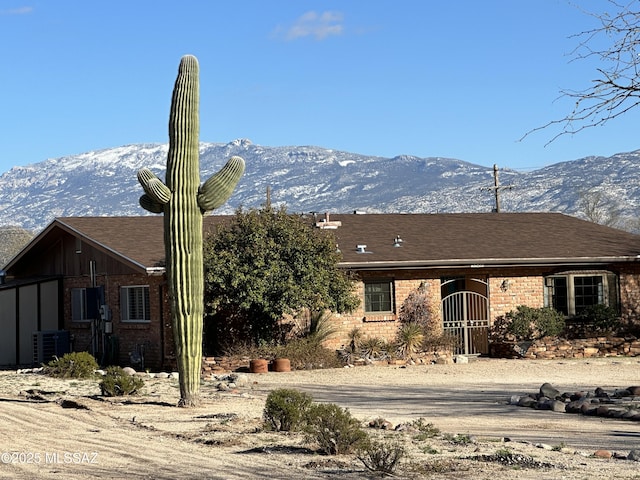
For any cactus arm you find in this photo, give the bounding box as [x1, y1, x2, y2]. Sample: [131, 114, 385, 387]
[139, 194, 165, 213]
[197, 156, 245, 213]
[137, 168, 172, 205]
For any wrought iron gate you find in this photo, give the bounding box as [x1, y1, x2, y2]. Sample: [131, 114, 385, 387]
[441, 279, 490, 355]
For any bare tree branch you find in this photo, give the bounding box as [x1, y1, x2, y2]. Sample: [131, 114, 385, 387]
[521, 0, 640, 144]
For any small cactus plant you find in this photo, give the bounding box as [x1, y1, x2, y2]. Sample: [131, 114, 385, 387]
[137, 55, 244, 406]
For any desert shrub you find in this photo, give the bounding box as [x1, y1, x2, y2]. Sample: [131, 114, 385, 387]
[221, 336, 342, 371]
[99, 366, 145, 396]
[493, 305, 565, 341]
[304, 402, 368, 455]
[263, 388, 313, 432]
[44, 351, 98, 379]
[411, 417, 441, 440]
[357, 438, 405, 474]
[301, 309, 337, 344]
[574, 304, 621, 332]
[422, 331, 459, 351]
[358, 337, 385, 360]
[396, 322, 425, 359]
[398, 282, 440, 334]
[272, 338, 343, 370]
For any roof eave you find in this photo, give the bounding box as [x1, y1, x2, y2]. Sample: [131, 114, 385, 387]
[338, 256, 640, 270]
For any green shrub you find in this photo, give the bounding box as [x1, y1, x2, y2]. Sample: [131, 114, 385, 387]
[411, 417, 441, 440]
[574, 304, 621, 332]
[44, 351, 98, 379]
[504, 305, 565, 341]
[99, 366, 145, 396]
[263, 388, 313, 432]
[357, 438, 405, 474]
[305, 403, 368, 455]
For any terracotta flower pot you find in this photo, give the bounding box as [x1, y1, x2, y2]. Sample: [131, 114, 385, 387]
[271, 358, 291, 372]
[249, 358, 268, 373]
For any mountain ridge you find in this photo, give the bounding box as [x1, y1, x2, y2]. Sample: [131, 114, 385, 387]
[1, 139, 639, 232]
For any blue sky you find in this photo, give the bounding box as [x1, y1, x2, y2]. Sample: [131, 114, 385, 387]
[1, 0, 638, 175]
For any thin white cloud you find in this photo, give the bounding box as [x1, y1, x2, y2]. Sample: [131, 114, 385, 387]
[0, 6, 34, 15]
[278, 11, 344, 41]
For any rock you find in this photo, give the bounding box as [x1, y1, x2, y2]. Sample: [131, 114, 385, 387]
[518, 396, 537, 408]
[455, 355, 469, 364]
[628, 449, 640, 461]
[369, 418, 393, 429]
[533, 399, 549, 410]
[170, 372, 179, 379]
[122, 367, 136, 376]
[566, 398, 591, 413]
[569, 391, 587, 401]
[229, 373, 249, 386]
[509, 395, 521, 405]
[593, 449, 613, 459]
[594, 387, 610, 398]
[550, 400, 566, 412]
[540, 383, 560, 399]
[535, 443, 553, 450]
[435, 357, 453, 365]
[628, 386, 640, 396]
[580, 404, 598, 415]
[614, 388, 632, 397]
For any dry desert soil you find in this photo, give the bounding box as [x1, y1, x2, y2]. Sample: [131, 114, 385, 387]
[1, 357, 640, 479]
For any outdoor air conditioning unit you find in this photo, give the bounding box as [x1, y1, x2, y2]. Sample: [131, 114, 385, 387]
[33, 330, 71, 365]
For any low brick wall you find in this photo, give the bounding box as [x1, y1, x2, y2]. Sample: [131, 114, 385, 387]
[491, 336, 640, 360]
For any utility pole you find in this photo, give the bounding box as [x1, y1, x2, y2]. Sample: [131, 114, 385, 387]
[481, 164, 513, 213]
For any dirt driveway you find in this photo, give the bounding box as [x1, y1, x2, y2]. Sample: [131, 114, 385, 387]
[252, 357, 640, 451]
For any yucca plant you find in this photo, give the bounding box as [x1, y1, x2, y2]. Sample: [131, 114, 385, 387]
[396, 322, 425, 359]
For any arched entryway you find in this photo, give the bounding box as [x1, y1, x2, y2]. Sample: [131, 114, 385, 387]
[441, 277, 490, 355]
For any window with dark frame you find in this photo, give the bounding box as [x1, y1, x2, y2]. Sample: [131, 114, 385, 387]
[364, 280, 394, 313]
[71, 288, 88, 322]
[544, 273, 613, 317]
[120, 286, 150, 322]
[574, 276, 604, 312]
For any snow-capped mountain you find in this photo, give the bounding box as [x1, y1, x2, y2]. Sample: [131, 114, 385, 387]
[1, 139, 639, 232]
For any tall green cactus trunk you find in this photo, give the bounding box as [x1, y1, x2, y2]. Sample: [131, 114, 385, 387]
[165, 55, 203, 407]
[137, 55, 244, 407]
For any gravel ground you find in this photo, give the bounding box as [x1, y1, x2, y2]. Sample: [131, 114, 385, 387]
[0, 357, 639, 479]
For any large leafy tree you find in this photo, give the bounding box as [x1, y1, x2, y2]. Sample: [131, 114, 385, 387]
[203, 206, 359, 351]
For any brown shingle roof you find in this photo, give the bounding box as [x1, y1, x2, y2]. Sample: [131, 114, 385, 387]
[325, 213, 640, 268]
[47, 212, 640, 270]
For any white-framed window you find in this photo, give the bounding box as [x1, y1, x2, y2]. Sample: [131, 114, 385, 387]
[71, 288, 89, 322]
[544, 272, 618, 316]
[364, 279, 394, 313]
[120, 285, 150, 322]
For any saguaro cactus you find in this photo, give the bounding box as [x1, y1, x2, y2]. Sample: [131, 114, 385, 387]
[137, 55, 245, 407]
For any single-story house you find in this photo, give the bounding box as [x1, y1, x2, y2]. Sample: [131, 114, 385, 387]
[2, 212, 640, 369]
